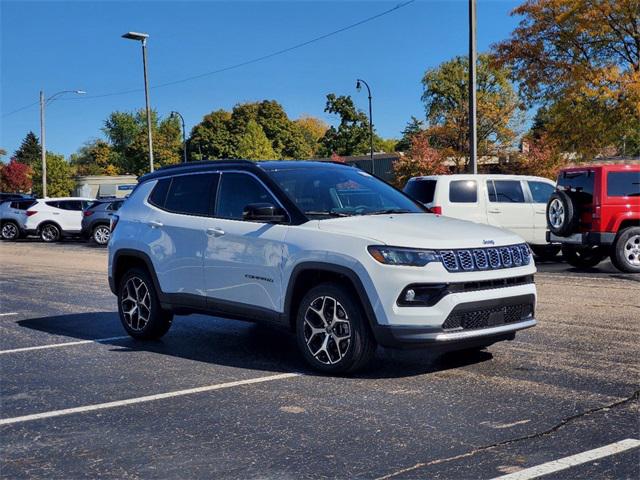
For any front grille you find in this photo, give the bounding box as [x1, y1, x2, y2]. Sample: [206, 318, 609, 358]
[439, 244, 531, 272]
[442, 302, 533, 330]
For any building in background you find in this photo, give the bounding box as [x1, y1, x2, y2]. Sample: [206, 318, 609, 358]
[74, 175, 138, 199]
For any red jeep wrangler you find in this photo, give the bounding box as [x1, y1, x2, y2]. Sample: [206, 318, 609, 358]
[546, 164, 640, 273]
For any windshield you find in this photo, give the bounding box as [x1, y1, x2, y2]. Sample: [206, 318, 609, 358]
[267, 166, 425, 218]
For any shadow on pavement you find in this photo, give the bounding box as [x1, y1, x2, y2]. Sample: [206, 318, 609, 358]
[16, 311, 492, 379]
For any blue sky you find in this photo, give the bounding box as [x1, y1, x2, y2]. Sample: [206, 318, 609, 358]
[1, 0, 521, 159]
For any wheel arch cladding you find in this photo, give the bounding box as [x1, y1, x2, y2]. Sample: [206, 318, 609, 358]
[113, 249, 163, 300]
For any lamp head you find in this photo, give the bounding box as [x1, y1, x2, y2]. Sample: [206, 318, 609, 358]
[122, 32, 149, 41]
[356, 80, 362, 91]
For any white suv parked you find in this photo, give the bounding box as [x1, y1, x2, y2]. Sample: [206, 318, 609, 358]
[24, 197, 94, 242]
[108, 161, 537, 373]
[404, 174, 559, 259]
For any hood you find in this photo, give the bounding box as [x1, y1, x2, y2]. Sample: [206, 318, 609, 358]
[317, 213, 523, 249]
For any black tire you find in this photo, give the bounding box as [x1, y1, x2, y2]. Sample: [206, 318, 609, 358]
[610, 227, 640, 273]
[530, 244, 561, 261]
[92, 224, 111, 245]
[547, 191, 578, 236]
[562, 244, 607, 269]
[40, 223, 61, 242]
[117, 267, 173, 339]
[295, 282, 376, 374]
[1, 221, 21, 241]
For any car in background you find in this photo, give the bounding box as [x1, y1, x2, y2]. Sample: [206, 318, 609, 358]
[404, 174, 559, 260]
[24, 197, 94, 242]
[0, 192, 33, 205]
[547, 164, 640, 272]
[0, 197, 37, 240]
[81, 198, 125, 245]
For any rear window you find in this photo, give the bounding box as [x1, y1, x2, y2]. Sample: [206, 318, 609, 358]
[489, 180, 525, 203]
[86, 201, 102, 210]
[403, 179, 436, 204]
[449, 180, 477, 203]
[164, 174, 216, 216]
[558, 170, 594, 205]
[607, 171, 640, 197]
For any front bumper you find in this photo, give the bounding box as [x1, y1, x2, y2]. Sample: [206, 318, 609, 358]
[547, 231, 616, 245]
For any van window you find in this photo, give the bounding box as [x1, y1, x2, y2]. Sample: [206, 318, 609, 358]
[449, 180, 477, 203]
[607, 171, 640, 197]
[527, 181, 555, 203]
[489, 180, 525, 203]
[164, 174, 217, 216]
[403, 179, 436, 204]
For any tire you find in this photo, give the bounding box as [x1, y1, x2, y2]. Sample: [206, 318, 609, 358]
[530, 244, 561, 261]
[561, 244, 607, 269]
[40, 223, 61, 242]
[117, 267, 173, 339]
[92, 224, 111, 245]
[1, 221, 20, 241]
[610, 227, 640, 273]
[547, 191, 578, 236]
[296, 282, 376, 374]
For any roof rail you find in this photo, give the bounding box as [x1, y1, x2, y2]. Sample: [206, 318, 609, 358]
[138, 159, 256, 182]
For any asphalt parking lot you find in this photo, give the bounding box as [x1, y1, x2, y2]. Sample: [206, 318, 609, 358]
[1, 241, 638, 479]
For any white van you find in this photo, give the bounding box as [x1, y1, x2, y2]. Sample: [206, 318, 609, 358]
[403, 174, 559, 259]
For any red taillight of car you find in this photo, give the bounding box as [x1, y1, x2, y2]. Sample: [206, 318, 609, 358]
[428, 206, 442, 215]
[25, 210, 38, 217]
[110, 215, 119, 233]
[83, 210, 94, 217]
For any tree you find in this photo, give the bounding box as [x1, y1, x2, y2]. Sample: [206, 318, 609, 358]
[0, 158, 32, 192]
[31, 153, 75, 197]
[236, 120, 276, 160]
[392, 131, 447, 187]
[295, 115, 329, 156]
[421, 54, 522, 172]
[14, 132, 41, 167]
[189, 110, 234, 160]
[319, 94, 381, 157]
[503, 134, 566, 179]
[395, 117, 425, 152]
[376, 138, 398, 153]
[493, 0, 640, 157]
[70, 140, 119, 176]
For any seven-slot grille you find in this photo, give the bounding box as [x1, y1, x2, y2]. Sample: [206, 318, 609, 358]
[439, 244, 531, 272]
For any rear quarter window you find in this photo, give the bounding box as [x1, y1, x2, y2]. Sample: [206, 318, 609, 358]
[449, 180, 477, 203]
[148, 178, 171, 208]
[607, 171, 640, 197]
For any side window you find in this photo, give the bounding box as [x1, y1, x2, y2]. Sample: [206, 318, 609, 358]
[490, 180, 525, 203]
[65, 201, 84, 211]
[108, 201, 123, 211]
[449, 180, 477, 203]
[164, 174, 217, 216]
[148, 178, 171, 208]
[216, 172, 279, 220]
[45, 201, 60, 209]
[527, 181, 555, 203]
[607, 172, 640, 197]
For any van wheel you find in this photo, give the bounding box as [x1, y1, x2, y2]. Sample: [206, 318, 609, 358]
[40, 223, 61, 242]
[1, 221, 20, 240]
[530, 244, 561, 261]
[562, 245, 607, 269]
[118, 268, 173, 339]
[610, 227, 640, 273]
[296, 283, 376, 374]
[92, 225, 111, 245]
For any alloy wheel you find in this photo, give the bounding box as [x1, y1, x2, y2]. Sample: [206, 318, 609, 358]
[121, 276, 151, 331]
[41, 225, 59, 242]
[303, 296, 352, 365]
[548, 198, 564, 229]
[2, 223, 18, 240]
[94, 226, 111, 245]
[624, 235, 640, 267]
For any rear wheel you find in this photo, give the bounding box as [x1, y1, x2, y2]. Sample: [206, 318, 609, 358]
[40, 223, 61, 242]
[92, 225, 111, 245]
[1, 221, 20, 241]
[547, 191, 578, 236]
[610, 227, 640, 273]
[530, 244, 561, 261]
[296, 283, 376, 374]
[118, 267, 173, 339]
[562, 244, 607, 269]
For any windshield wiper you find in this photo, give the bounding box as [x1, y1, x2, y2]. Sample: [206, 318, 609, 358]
[304, 210, 351, 217]
[365, 209, 413, 215]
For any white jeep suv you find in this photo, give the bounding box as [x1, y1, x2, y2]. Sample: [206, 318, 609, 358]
[108, 161, 537, 373]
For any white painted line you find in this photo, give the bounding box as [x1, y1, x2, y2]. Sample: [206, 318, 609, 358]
[0, 336, 130, 355]
[490, 438, 640, 480]
[0, 372, 300, 426]
[0, 312, 18, 317]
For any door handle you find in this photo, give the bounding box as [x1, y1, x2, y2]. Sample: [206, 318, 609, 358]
[206, 227, 225, 237]
[147, 220, 163, 228]
[488, 209, 501, 214]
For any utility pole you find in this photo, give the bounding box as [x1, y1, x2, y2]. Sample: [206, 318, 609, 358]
[170, 111, 188, 163]
[468, 0, 478, 174]
[39, 90, 47, 197]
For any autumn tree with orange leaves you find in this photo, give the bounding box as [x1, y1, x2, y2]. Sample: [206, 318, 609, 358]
[392, 131, 447, 187]
[493, 0, 640, 158]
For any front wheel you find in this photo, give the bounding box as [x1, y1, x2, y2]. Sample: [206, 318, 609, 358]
[610, 227, 640, 273]
[562, 244, 607, 269]
[92, 225, 111, 245]
[296, 283, 376, 374]
[1, 221, 20, 241]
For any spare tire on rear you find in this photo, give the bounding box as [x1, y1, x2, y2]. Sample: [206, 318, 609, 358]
[547, 191, 578, 236]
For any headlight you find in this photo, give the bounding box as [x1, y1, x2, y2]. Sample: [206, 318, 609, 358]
[367, 246, 441, 267]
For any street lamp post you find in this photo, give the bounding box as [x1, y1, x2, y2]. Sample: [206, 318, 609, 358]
[468, 0, 478, 174]
[356, 79, 375, 176]
[122, 31, 154, 173]
[170, 111, 187, 163]
[39, 89, 86, 197]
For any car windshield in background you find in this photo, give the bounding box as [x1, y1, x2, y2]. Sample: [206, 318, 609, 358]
[267, 167, 424, 218]
[403, 179, 436, 204]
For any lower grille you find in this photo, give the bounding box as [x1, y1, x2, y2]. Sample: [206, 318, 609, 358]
[442, 303, 533, 331]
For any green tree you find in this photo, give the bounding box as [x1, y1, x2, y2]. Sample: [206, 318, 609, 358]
[395, 116, 425, 152]
[236, 120, 276, 160]
[295, 116, 328, 157]
[70, 139, 119, 176]
[319, 94, 380, 156]
[14, 132, 42, 167]
[421, 54, 521, 172]
[189, 110, 234, 160]
[32, 152, 75, 197]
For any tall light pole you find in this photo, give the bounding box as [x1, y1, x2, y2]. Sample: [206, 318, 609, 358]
[122, 31, 154, 172]
[356, 79, 375, 176]
[39, 89, 86, 197]
[170, 111, 187, 163]
[468, 0, 478, 174]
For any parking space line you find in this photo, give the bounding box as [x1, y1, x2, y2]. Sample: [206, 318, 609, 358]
[0, 336, 130, 355]
[0, 372, 300, 426]
[490, 438, 640, 480]
[0, 312, 18, 317]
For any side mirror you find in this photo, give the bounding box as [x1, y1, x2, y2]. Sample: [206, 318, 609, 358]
[242, 203, 287, 223]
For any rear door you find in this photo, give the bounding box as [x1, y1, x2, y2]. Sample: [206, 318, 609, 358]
[486, 179, 536, 242]
[444, 179, 485, 223]
[56, 200, 84, 231]
[526, 180, 556, 244]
